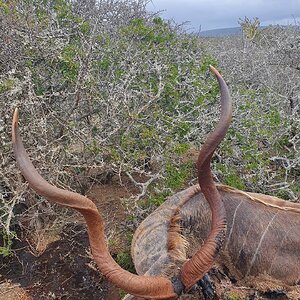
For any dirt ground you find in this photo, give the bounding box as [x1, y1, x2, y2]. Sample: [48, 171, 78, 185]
[0, 179, 298, 300]
[0, 178, 136, 300]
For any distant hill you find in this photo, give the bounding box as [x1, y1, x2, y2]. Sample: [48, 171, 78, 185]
[200, 25, 299, 37]
[199, 27, 242, 37]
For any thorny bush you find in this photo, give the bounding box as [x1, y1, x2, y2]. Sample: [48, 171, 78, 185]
[0, 2, 299, 250]
[205, 19, 299, 201]
[0, 0, 217, 242]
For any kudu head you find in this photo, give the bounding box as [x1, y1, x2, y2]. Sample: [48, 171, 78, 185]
[12, 66, 232, 299]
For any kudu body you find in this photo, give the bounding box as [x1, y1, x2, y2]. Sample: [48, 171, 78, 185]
[132, 185, 300, 296]
[12, 66, 299, 299]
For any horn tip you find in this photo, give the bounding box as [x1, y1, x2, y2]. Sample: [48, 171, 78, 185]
[12, 107, 19, 143]
[209, 65, 221, 78]
[13, 107, 19, 124]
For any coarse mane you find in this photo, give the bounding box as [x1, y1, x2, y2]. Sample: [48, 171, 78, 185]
[219, 185, 300, 214]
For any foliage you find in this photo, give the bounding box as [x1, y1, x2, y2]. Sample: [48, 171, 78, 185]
[205, 22, 300, 200]
[0, 0, 217, 246]
[115, 251, 135, 273]
[114, 233, 135, 273]
[0, 229, 15, 257]
[0, 1, 299, 255]
[239, 16, 261, 40]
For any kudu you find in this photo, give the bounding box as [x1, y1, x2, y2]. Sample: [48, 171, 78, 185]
[12, 66, 300, 299]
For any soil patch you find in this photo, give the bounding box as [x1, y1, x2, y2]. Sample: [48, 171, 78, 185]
[0, 178, 137, 300]
[1, 178, 298, 299]
[0, 223, 121, 300]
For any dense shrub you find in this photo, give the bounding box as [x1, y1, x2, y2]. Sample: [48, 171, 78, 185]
[205, 20, 300, 200]
[0, 0, 217, 238]
[0, 3, 299, 248]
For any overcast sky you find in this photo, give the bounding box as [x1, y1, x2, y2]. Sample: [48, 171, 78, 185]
[147, 0, 300, 31]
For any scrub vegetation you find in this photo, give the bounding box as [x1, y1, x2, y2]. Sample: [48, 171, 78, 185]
[0, 1, 299, 298]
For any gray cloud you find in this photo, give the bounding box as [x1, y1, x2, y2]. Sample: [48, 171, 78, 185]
[147, 0, 300, 31]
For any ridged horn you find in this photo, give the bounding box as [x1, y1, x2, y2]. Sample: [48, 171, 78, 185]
[180, 65, 232, 291]
[12, 66, 231, 297]
[12, 108, 177, 300]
